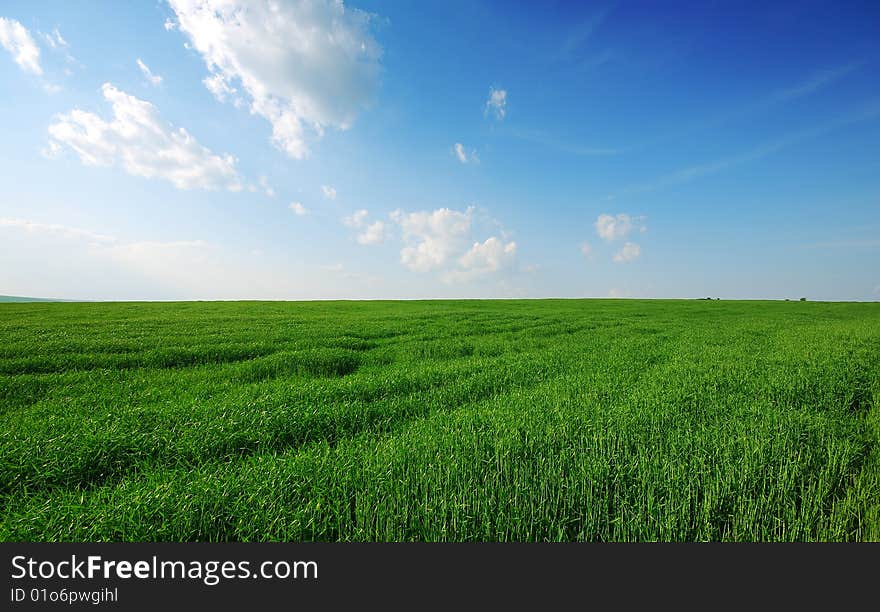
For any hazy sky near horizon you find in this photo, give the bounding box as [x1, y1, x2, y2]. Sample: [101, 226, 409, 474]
[1, 0, 879, 301]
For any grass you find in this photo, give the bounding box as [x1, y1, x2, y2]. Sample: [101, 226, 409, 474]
[0, 299, 878, 541]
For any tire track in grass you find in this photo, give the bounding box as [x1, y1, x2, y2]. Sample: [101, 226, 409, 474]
[0, 325, 675, 541]
[0, 343, 659, 541]
[0, 334, 634, 498]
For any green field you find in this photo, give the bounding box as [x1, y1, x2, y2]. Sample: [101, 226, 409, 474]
[1, 299, 878, 541]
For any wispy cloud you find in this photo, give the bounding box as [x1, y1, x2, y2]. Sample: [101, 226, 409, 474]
[801, 240, 880, 249]
[40, 26, 77, 66]
[485, 87, 507, 120]
[0, 218, 115, 244]
[453, 142, 479, 164]
[637, 62, 864, 154]
[559, 9, 609, 57]
[505, 127, 620, 156]
[40, 27, 67, 50]
[136, 58, 163, 86]
[288, 202, 307, 216]
[767, 63, 861, 106]
[613, 100, 880, 197]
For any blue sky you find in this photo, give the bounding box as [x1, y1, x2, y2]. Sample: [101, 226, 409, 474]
[1, 0, 878, 300]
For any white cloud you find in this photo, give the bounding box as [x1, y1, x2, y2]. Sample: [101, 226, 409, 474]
[391, 207, 474, 272]
[389, 206, 517, 281]
[164, 18, 177, 31]
[459, 237, 516, 273]
[47, 83, 242, 191]
[485, 87, 507, 120]
[0, 218, 220, 297]
[343, 209, 386, 245]
[0, 219, 227, 299]
[322, 185, 337, 200]
[596, 213, 630, 241]
[258, 175, 275, 197]
[106, 239, 211, 277]
[343, 209, 369, 228]
[289, 201, 307, 216]
[580, 241, 592, 257]
[0, 17, 42, 75]
[203, 72, 237, 102]
[2, 217, 394, 300]
[40, 28, 68, 50]
[357, 220, 387, 245]
[612, 242, 641, 263]
[39, 26, 76, 69]
[453, 142, 479, 164]
[136, 58, 163, 86]
[0, 218, 114, 245]
[595, 213, 646, 242]
[168, 0, 382, 159]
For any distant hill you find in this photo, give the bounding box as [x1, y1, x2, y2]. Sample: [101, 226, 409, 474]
[0, 295, 70, 303]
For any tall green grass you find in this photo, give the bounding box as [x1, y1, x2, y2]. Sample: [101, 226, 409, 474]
[0, 299, 877, 541]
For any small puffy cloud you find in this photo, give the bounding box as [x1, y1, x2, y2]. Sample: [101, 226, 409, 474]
[357, 220, 388, 245]
[443, 236, 517, 283]
[612, 242, 641, 263]
[343, 209, 387, 245]
[459, 237, 516, 272]
[391, 207, 474, 272]
[453, 142, 479, 164]
[596, 213, 629, 241]
[595, 213, 646, 241]
[289, 201, 307, 215]
[390, 206, 517, 282]
[485, 87, 507, 119]
[343, 209, 369, 228]
[321, 185, 337, 200]
[258, 175, 275, 197]
[164, 18, 177, 31]
[168, 0, 382, 159]
[0, 17, 42, 75]
[580, 241, 593, 257]
[48, 83, 242, 191]
[41, 140, 62, 159]
[136, 58, 163, 86]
